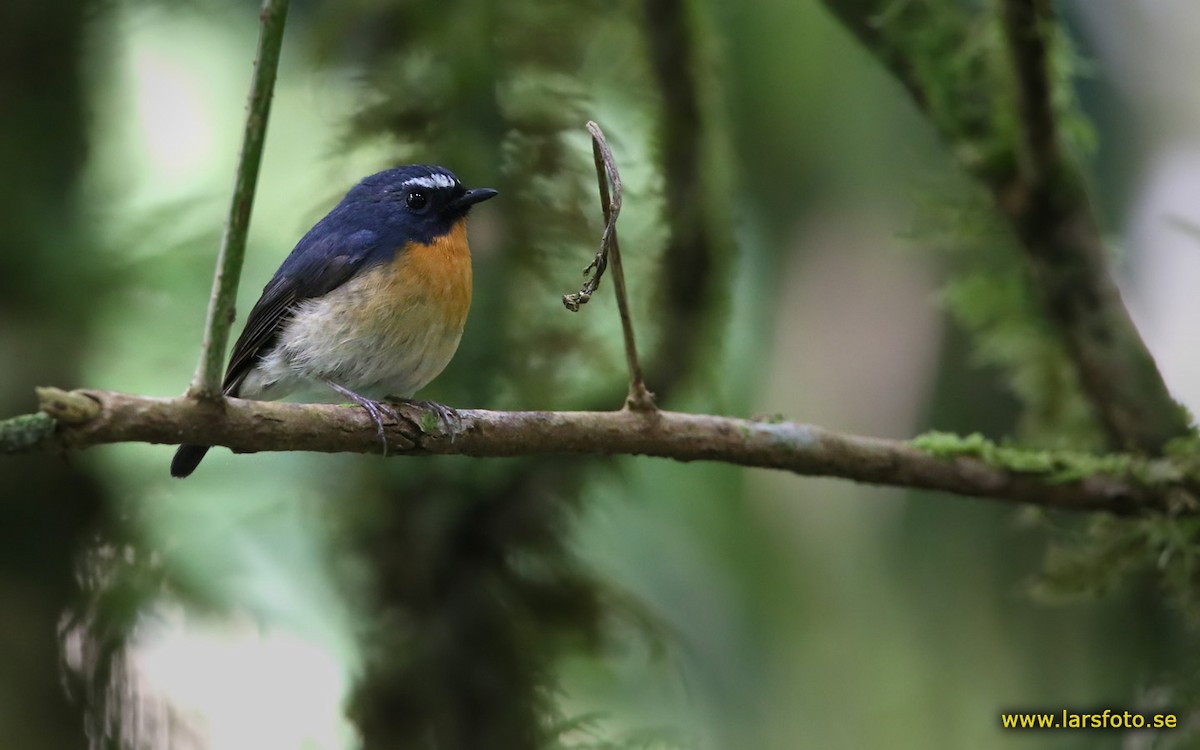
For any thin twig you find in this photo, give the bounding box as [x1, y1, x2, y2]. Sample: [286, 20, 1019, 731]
[189, 0, 290, 398]
[3, 388, 1197, 516]
[562, 122, 625, 310]
[561, 246, 607, 310]
[563, 122, 655, 411]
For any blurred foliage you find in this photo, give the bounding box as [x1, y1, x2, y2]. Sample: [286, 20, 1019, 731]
[914, 187, 1101, 448]
[4, 0, 1200, 748]
[0, 0, 118, 747]
[878, 5, 1200, 739]
[826, 3, 1200, 749]
[833, 0, 1106, 449]
[344, 463, 605, 748]
[820, 0, 1017, 181]
[287, 0, 731, 748]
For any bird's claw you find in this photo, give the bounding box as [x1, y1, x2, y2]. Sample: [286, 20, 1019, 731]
[386, 398, 462, 442]
[324, 380, 398, 455]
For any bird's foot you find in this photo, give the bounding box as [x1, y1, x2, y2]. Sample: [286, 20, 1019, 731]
[385, 397, 463, 441]
[323, 380, 398, 455]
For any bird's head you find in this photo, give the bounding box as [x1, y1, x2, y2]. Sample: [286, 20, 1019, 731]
[347, 165, 498, 244]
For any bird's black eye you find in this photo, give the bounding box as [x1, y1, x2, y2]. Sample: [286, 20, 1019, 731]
[406, 190, 428, 211]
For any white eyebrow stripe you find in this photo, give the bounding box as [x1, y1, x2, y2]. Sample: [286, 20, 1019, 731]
[401, 173, 457, 190]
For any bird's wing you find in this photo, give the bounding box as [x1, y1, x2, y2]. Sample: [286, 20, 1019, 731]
[223, 227, 384, 394]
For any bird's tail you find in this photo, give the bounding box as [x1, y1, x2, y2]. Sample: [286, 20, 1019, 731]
[171, 444, 211, 478]
[172, 378, 246, 478]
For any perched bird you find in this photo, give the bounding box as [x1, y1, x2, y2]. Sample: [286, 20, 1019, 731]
[171, 165, 497, 478]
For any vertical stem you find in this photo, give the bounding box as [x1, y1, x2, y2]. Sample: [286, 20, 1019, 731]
[189, 0, 290, 398]
[640, 0, 720, 398]
[587, 122, 656, 411]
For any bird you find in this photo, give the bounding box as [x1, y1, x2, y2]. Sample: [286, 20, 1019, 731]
[170, 165, 497, 478]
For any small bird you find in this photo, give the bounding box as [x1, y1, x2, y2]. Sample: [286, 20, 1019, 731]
[171, 165, 497, 477]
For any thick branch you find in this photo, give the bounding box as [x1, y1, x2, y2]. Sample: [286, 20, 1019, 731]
[2, 389, 1195, 516]
[639, 0, 722, 398]
[821, 0, 1190, 453]
[190, 0, 290, 398]
[994, 0, 1188, 452]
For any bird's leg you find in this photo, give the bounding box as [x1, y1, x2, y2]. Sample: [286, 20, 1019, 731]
[384, 397, 462, 441]
[323, 379, 397, 455]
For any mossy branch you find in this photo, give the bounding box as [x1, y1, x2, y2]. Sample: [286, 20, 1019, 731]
[189, 0, 290, 398]
[994, 0, 1186, 452]
[3, 388, 1199, 516]
[820, 0, 1190, 453]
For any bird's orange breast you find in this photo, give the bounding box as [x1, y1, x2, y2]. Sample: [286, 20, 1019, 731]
[262, 219, 474, 399]
[357, 218, 474, 331]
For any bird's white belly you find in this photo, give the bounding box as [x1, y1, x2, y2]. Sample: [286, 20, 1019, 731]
[237, 272, 466, 402]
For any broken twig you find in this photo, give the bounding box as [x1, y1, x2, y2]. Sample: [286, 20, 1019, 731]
[563, 122, 655, 410]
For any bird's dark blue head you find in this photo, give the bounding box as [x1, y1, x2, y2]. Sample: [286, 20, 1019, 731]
[341, 165, 497, 246]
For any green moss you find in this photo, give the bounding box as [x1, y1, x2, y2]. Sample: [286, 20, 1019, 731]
[0, 411, 56, 453]
[1166, 432, 1200, 461]
[910, 430, 1166, 485]
[937, 263, 1103, 449]
[911, 430, 992, 459]
[1036, 514, 1200, 624]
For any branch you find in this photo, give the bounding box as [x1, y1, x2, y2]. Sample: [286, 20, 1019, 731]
[639, 0, 722, 397]
[819, 0, 929, 110]
[563, 122, 655, 411]
[821, 0, 1191, 453]
[993, 0, 1188, 452]
[3, 389, 1196, 516]
[1000, 0, 1057, 188]
[189, 0, 290, 398]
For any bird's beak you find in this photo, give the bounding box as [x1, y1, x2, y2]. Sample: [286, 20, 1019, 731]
[451, 187, 498, 211]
